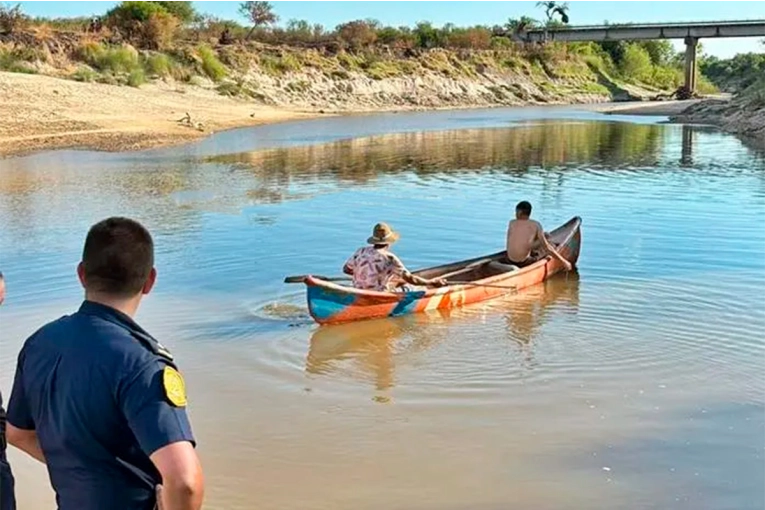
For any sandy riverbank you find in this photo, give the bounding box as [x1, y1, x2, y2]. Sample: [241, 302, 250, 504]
[0, 71, 319, 157]
[0, 71, 757, 159]
[0, 66, 645, 158]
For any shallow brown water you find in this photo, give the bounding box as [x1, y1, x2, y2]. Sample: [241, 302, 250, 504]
[1, 107, 764, 510]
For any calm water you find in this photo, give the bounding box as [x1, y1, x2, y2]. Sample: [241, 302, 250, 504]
[1, 106, 764, 510]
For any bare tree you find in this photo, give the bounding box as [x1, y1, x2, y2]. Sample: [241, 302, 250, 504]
[239, 1, 278, 39]
[536, 1, 570, 24]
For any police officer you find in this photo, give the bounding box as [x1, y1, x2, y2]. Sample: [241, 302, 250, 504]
[1, 271, 17, 510]
[6, 218, 204, 510]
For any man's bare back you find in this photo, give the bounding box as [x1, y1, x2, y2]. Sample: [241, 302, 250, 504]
[503, 200, 573, 271]
[506, 218, 543, 264]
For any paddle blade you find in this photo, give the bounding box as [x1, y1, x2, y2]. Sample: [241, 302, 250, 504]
[283, 275, 352, 284]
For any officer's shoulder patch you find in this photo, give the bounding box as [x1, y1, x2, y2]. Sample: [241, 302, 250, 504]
[162, 366, 187, 407]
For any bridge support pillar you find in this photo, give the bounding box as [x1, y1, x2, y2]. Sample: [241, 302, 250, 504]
[684, 36, 698, 94]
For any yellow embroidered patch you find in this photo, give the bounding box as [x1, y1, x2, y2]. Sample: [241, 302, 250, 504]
[162, 366, 187, 407]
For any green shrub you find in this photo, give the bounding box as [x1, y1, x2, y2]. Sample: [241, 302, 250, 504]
[490, 37, 513, 49]
[257, 53, 301, 75]
[106, 1, 168, 24]
[141, 12, 179, 50]
[336, 20, 378, 51]
[619, 43, 652, 83]
[104, 2, 179, 49]
[97, 74, 120, 85]
[144, 53, 172, 77]
[0, 49, 37, 73]
[77, 43, 140, 74]
[70, 67, 99, 82]
[101, 46, 140, 73]
[278, 53, 301, 73]
[696, 74, 719, 95]
[127, 67, 146, 87]
[650, 65, 682, 90]
[76, 41, 105, 65]
[9, 46, 44, 62]
[366, 60, 402, 80]
[152, 1, 197, 23]
[197, 45, 227, 81]
[337, 52, 361, 70]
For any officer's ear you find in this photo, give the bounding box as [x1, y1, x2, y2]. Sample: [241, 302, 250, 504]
[77, 262, 86, 288]
[142, 267, 157, 295]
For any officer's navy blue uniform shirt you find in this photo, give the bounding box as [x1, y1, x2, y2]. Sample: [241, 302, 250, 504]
[1, 390, 16, 510]
[6, 301, 195, 510]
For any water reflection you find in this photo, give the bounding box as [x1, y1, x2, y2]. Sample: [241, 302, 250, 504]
[306, 311, 449, 400]
[681, 125, 695, 167]
[505, 271, 581, 345]
[210, 121, 666, 187]
[504, 272, 581, 369]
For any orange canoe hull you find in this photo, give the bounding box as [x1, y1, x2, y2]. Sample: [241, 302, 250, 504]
[304, 217, 582, 325]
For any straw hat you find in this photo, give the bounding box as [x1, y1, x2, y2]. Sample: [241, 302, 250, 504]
[367, 222, 400, 245]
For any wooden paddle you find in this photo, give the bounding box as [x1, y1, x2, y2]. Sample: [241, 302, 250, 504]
[284, 257, 498, 285]
[446, 281, 518, 290]
[284, 275, 351, 284]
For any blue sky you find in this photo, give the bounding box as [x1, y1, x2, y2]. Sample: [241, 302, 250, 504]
[16, 1, 765, 58]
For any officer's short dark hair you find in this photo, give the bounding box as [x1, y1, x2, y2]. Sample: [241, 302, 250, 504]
[82, 217, 154, 297]
[516, 201, 532, 216]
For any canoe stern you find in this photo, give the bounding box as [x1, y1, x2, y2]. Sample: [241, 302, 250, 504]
[306, 278, 429, 324]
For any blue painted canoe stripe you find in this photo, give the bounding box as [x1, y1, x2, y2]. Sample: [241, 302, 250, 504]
[389, 291, 427, 317]
[307, 285, 357, 321]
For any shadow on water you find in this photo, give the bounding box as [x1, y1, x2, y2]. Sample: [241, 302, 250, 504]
[305, 272, 580, 396]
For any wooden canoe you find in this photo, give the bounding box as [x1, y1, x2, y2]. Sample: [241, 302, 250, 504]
[303, 216, 582, 325]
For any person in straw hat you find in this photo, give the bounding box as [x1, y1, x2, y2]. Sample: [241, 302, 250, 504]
[343, 223, 446, 292]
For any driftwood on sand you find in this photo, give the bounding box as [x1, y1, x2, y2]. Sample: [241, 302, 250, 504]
[176, 112, 205, 132]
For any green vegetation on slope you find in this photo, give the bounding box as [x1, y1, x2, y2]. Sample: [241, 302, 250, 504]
[700, 52, 765, 93]
[0, 1, 722, 99]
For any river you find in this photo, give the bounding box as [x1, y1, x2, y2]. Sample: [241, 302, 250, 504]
[1, 105, 764, 510]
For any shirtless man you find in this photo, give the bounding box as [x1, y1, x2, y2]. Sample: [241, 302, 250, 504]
[505, 201, 572, 270]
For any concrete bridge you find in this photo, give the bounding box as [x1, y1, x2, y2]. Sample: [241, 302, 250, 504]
[516, 20, 765, 93]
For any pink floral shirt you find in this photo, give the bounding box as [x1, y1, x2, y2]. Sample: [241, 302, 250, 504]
[344, 246, 408, 291]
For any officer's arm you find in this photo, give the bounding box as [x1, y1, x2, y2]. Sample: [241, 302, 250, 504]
[6, 350, 46, 464]
[151, 442, 204, 510]
[119, 360, 204, 510]
[6, 424, 45, 464]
